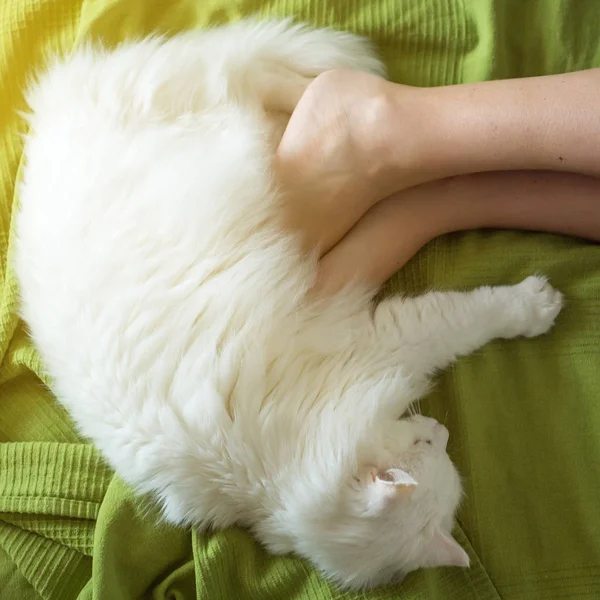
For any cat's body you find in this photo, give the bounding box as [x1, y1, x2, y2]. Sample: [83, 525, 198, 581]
[14, 20, 563, 589]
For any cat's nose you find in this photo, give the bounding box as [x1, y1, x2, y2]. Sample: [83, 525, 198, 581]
[409, 415, 449, 449]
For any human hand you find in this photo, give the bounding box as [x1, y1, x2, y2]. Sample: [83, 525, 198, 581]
[275, 69, 427, 254]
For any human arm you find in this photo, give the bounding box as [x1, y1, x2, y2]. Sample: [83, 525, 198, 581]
[395, 68, 600, 183]
[314, 170, 600, 295]
[276, 68, 600, 256]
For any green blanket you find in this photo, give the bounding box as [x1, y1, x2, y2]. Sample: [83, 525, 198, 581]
[2, 1, 600, 598]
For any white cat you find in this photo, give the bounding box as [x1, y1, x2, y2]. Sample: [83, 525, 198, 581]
[14, 19, 563, 589]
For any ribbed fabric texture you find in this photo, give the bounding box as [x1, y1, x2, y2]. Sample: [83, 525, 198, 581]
[2, 1, 600, 599]
[0, 443, 110, 517]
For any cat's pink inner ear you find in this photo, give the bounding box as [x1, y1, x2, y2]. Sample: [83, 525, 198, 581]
[423, 530, 470, 569]
[376, 468, 417, 487]
[360, 468, 418, 514]
[371, 468, 418, 502]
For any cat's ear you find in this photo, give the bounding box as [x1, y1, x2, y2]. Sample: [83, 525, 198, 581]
[363, 467, 418, 513]
[422, 529, 470, 569]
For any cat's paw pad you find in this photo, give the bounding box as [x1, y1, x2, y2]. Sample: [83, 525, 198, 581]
[510, 275, 563, 338]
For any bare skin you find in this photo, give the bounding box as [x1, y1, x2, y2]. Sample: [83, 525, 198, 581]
[275, 69, 600, 294]
[317, 171, 600, 294]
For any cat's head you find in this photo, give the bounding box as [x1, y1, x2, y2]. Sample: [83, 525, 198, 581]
[264, 413, 467, 589]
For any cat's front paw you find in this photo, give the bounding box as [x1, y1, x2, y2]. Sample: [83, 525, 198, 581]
[507, 275, 563, 338]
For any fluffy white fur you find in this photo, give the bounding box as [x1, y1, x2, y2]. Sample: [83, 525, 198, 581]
[14, 19, 563, 589]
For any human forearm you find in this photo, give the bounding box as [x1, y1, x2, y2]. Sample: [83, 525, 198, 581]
[423, 170, 600, 238]
[277, 67, 600, 266]
[381, 69, 600, 187]
[316, 170, 600, 294]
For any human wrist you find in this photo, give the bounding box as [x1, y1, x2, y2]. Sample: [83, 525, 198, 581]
[372, 81, 447, 193]
[372, 79, 499, 194]
[405, 81, 528, 180]
[380, 76, 555, 185]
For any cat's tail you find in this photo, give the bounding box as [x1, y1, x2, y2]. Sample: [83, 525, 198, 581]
[25, 19, 385, 126]
[202, 17, 387, 113]
[220, 17, 386, 77]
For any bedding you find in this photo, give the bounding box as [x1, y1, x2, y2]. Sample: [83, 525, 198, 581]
[1, 1, 600, 598]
